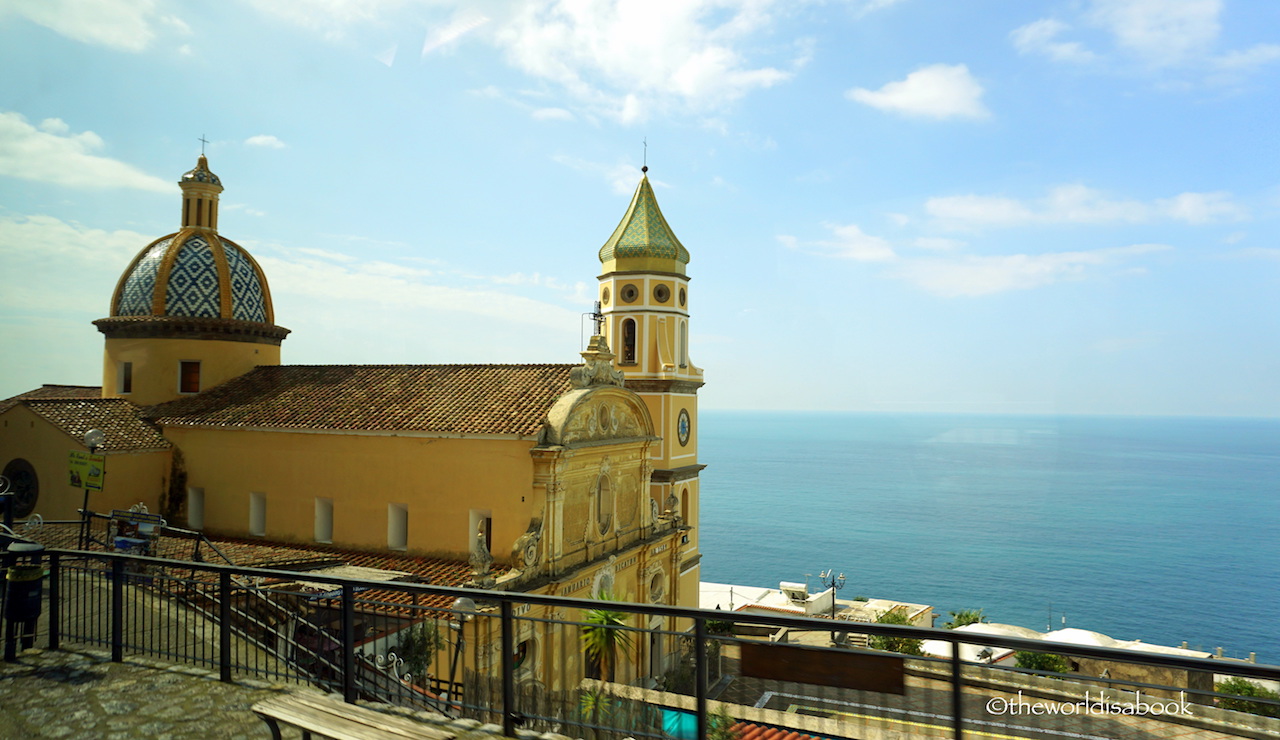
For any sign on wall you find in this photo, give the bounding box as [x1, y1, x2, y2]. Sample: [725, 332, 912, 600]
[68, 451, 106, 490]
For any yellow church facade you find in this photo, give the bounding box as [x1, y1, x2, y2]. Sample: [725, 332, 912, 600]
[0, 155, 704, 687]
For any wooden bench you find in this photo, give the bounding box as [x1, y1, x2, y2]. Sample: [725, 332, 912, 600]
[252, 692, 458, 740]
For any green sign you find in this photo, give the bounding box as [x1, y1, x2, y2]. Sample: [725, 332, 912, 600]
[69, 451, 106, 490]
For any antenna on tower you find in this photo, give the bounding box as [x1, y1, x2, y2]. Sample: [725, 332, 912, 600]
[581, 301, 605, 348]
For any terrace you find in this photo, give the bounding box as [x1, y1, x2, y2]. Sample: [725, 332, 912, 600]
[1, 533, 1278, 740]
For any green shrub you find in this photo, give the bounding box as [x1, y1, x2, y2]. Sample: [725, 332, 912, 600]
[1216, 677, 1280, 717]
[869, 610, 924, 656]
[1014, 651, 1072, 674]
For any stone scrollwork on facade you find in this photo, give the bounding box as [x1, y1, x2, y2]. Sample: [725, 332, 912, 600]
[570, 335, 626, 389]
[469, 521, 495, 588]
[512, 518, 543, 569]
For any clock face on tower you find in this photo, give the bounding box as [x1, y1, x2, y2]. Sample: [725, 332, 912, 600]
[677, 409, 691, 446]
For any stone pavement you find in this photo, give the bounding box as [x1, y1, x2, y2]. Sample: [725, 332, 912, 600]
[0, 647, 297, 739]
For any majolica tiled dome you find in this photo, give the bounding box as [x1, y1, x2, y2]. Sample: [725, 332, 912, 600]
[598, 173, 690, 266]
[112, 233, 271, 322]
[107, 155, 276, 325]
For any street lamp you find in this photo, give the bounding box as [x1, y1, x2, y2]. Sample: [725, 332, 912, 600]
[79, 429, 105, 550]
[818, 569, 846, 645]
[446, 596, 477, 712]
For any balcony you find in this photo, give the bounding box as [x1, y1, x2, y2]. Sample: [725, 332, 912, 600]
[2, 546, 1278, 739]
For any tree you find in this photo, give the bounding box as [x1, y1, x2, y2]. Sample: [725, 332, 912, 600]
[1014, 651, 1072, 674]
[581, 591, 634, 682]
[708, 706, 740, 740]
[868, 610, 924, 656]
[1216, 677, 1280, 718]
[943, 608, 987, 629]
[398, 620, 445, 681]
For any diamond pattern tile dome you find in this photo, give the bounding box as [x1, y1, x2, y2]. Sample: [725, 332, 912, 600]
[112, 231, 272, 323]
[599, 175, 690, 265]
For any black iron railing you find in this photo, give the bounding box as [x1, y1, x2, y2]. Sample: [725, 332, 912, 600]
[3, 547, 1279, 740]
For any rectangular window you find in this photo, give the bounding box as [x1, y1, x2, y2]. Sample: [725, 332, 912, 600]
[468, 509, 493, 554]
[119, 362, 133, 394]
[388, 504, 408, 550]
[315, 498, 334, 543]
[249, 492, 266, 536]
[187, 487, 204, 530]
[179, 361, 201, 394]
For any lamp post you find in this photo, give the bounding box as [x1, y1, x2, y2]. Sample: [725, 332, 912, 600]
[446, 596, 476, 713]
[78, 429, 104, 550]
[818, 569, 846, 645]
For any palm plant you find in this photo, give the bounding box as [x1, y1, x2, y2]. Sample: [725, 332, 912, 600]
[581, 590, 634, 682]
[943, 608, 987, 629]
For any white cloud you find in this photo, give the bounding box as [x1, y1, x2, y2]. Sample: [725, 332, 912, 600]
[551, 154, 651, 195]
[531, 107, 575, 121]
[846, 64, 989, 120]
[0, 112, 172, 192]
[927, 184, 1245, 229]
[1010, 18, 1098, 63]
[1213, 44, 1280, 71]
[1087, 0, 1221, 67]
[257, 246, 581, 331]
[780, 223, 896, 262]
[850, 0, 907, 18]
[1156, 191, 1247, 224]
[913, 237, 965, 251]
[245, 135, 287, 149]
[894, 244, 1171, 297]
[2, 0, 186, 52]
[422, 11, 490, 56]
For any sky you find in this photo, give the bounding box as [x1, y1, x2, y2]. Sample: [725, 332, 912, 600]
[1, 0, 1278, 417]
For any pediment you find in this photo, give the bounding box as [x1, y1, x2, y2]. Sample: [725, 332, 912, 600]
[541, 386, 654, 447]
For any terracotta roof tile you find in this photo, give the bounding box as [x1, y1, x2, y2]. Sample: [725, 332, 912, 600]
[146, 364, 575, 436]
[730, 723, 828, 740]
[1, 384, 102, 413]
[17, 398, 171, 452]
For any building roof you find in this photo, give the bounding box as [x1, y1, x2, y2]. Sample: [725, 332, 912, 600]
[1, 392, 170, 453]
[0, 384, 102, 413]
[598, 174, 690, 266]
[147, 364, 576, 437]
[731, 722, 827, 740]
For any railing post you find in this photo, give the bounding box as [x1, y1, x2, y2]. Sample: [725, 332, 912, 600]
[219, 571, 232, 682]
[110, 558, 124, 662]
[500, 600, 517, 738]
[342, 583, 356, 703]
[47, 552, 59, 651]
[951, 638, 964, 739]
[695, 616, 708, 740]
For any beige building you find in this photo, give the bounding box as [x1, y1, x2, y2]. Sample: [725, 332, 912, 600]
[1, 156, 706, 685]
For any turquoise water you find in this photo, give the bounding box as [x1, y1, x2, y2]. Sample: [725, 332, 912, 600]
[698, 412, 1280, 662]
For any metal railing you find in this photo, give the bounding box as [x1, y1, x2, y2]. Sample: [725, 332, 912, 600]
[4, 547, 1280, 740]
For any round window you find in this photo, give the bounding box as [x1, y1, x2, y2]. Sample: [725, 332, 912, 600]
[597, 404, 611, 432]
[2, 458, 39, 518]
[649, 572, 666, 603]
[679, 287, 687, 307]
[601, 287, 611, 305]
[653, 284, 670, 303]
[620, 284, 639, 303]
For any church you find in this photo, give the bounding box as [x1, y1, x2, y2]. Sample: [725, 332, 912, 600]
[0, 155, 706, 681]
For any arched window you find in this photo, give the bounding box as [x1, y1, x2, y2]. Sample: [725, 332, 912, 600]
[596, 475, 613, 535]
[621, 318, 637, 364]
[680, 487, 689, 522]
[2, 458, 38, 518]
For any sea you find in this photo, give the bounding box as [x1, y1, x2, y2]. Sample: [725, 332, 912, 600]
[697, 411, 1280, 663]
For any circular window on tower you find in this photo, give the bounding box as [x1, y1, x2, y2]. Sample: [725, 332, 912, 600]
[601, 287, 611, 305]
[620, 284, 639, 303]
[679, 287, 687, 307]
[677, 409, 691, 447]
[2, 458, 39, 519]
[653, 284, 670, 303]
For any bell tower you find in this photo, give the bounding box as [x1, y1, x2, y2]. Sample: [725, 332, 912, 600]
[597, 168, 705, 598]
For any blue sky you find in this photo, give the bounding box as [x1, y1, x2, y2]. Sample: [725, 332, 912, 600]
[1, 0, 1277, 416]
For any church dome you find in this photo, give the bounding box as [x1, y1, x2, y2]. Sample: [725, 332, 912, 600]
[106, 155, 276, 325]
[111, 232, 273, 322]
[598, 172, 690, 269]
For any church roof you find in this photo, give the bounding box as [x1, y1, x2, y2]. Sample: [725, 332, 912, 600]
[598, 174, 690, 265]
[111, 232, 273, 323]
[0, 384, 101, 414]
[147, 364, 576, 436]
[11, 397, 171, 452]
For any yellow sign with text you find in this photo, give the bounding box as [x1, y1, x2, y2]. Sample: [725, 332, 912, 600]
[69, 451, 106, 490]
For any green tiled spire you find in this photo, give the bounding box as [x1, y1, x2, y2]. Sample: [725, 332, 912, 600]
[598, 174, 690, 265]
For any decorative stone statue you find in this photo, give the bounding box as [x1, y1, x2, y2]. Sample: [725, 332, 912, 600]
[469, 522, 495, 587]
